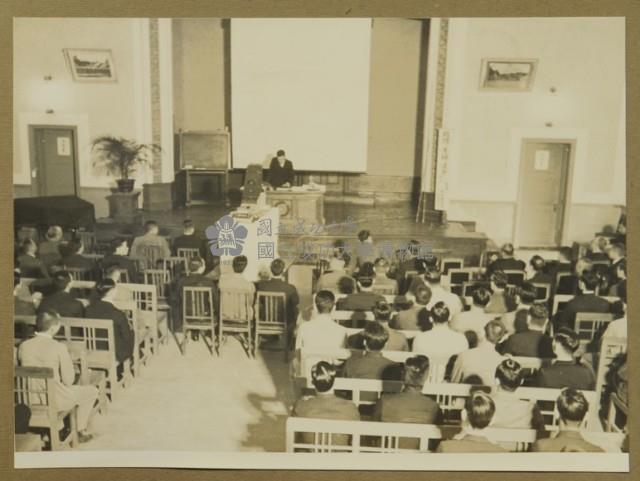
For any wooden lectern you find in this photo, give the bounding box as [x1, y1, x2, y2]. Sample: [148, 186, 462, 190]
[265, 188, 325, 232]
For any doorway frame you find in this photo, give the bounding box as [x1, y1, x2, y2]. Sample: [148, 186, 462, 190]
[513, 137, 577, 248]
[28, 124, 81, 197]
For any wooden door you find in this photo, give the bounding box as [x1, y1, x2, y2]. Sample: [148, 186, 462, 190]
[31, 126, 78, 196]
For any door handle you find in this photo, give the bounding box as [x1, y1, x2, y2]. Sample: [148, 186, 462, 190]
[31, 168, 38, 178]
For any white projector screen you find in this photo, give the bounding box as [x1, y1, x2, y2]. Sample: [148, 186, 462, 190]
[230, 18, 371, 172]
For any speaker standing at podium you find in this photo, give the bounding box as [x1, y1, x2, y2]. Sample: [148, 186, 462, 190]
[268, 149, 294, 188]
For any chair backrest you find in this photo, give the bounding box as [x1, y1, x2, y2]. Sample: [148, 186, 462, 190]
[177, 248, 201, 261]
[65, 266, 93, 281]
[81, 253, 104, 263]
[68, 280, 96, 300]
[504, 270, 525, 287]
[441, 257, 464, 275]
[372, 284, 397, 296]
[119, 282, 158, 332]
[57, 317, 117, 369]
[219, 288, 254, 322]
[111, 300, 138, 332]
[138, 245, 165, 270]
[332, 310, 375, 325]
[163, 256, 187, 280]
[575, 312, 615, 346]
[183, 286, 215, 324]
[285, 417, 442, 453]
[552, 294, 574, 316]
[76, 231, 97, 253]
[255, 291, 287, 330]
[554, 271, 576, 295]
[144, 269, 170, 301]
[447, 268, 472, 287]
[515, 386, 598, 430]
[14, 366, 57, 421]
[531, 282, 551, 301]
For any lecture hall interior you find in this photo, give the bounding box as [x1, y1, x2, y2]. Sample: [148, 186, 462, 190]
[12, 16, 628, 458]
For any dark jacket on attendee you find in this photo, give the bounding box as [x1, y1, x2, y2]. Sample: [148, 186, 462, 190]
[292, 392, 360, 446]
[374, 390, 442, 424]
[556, 294, 611, 330]
[488, 257, 526, 275]
[608, 257, 625, 287]
[534, 360, 596, 390]
[172, 234, 207, 258]
[103, 254, 139, 283]
[255, 277, 299, 324]
[342, 351, 400, 380]
[61, 253, 95, 271]
[85, 300, 134, 364]
[336, 291, 385, 312]
[14, 297, 36, 316]
[499, 330, 554, 358]
[17, 254, 49, 279]
[533, 430, 604, 452]
[529, 271, 553, 285]
[268, 158, 294, 188]
[37, 290, 85, 318]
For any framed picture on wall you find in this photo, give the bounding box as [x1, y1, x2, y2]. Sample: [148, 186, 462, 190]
[63, 48, 117, 82]
[479, 58, 537, 91]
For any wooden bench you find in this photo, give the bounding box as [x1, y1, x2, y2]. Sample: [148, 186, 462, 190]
[119, 282, 162, 352]
[112, 299, 152, 377]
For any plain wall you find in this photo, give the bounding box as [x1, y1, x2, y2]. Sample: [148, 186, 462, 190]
[443, 17, 625, 244]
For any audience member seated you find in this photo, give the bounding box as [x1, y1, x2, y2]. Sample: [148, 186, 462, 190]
[490, 359, 545, 430]
[85, 279, 135, 369]
[499, 282, 537, 335]
[412, 302, 468, 359]
[532, 388, 603, 452]
[374, 355, 442, 423]
[534, 328, 596, 390]
[37, 270, 85, 318]
[450, 287, 495, 338]
[394, 240, 423, 294]
[354, 230, 376, 271]
[295, 290, 346, 350]
[436, 391, 507, 453]
[172, 219, 206, 257]
[17, 239, 49, 279]
[38, 225, 65, 267]
[484, 271, 515, 315]
[14, 270, 36, 316]
[291, 361, 360, 446]
[129, 220, 171, 264]
[372, 258, 398, 293]
[487, 243, 526, 275]
[343, 322, 398, 380]
[61, 239, 95, 271]
[255, 258, 299, 349]
[602, 287, 627, 340]
[336, 268, 385, 312]
[606, 243, 625, 286]
[587, 236, 610, 262]
[390, 285, 432, 331]
[171, 257, 219, 335]
[499, 303, 553, 358]
[103, 238, 138, 283]
[607, 258, 626, 297]
[316, 255, 355, 293]
[348, 301, 408, 352]
[421, 267, 463, 316]
[528, 255, 553, 285]
[451, 320, 506, 385]
[18, 309, 98, 443]
[555, 271, 611, 330]
[219, 255, 256, 295]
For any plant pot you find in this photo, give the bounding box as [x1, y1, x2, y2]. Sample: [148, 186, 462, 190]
[116, 179, 135, 193]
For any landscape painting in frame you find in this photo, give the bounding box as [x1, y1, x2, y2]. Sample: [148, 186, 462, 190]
[480, 58, 537, 91]
[64, 48, 117, 82]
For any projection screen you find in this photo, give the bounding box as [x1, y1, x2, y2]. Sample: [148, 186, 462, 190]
[230, 18, 371, 172]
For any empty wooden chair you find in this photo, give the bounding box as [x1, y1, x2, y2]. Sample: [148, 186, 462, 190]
[111, 300, 150, 378]
[181, 286, 217, 355]
[219, 288, 254, 358]
[14, 366, 78, 450]
[177, 247, 200, 261]
[120, 282, 161, 354]
[254, 292, 287, 359]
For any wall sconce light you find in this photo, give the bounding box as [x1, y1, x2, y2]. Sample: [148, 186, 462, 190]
[545, 121, 553, 127]
[45, 109, 55, 114]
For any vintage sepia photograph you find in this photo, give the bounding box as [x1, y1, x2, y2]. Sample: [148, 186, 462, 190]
[11, 16, 627, 471]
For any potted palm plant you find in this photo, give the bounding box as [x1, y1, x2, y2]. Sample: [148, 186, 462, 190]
[90, 136, 160, 193]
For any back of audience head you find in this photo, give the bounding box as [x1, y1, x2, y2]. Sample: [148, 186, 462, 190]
[232, 255, 248, 273]
[464, 391, 496, 429]
[36, 309, 62, 333]
[491, 270, 508, 290]
[527, 302, 548, 330]
[557, 388, 589, 427]
[553, 327, 580, 356]
[610, 300, 626, 320]
[417, 307, 433, 332]
[363, 321, 388, 352]
[529, 254, 545, 273]
[315, 290, 335, 314]
[518, 282, 537, 305]
[414, 285, 432, 306]
[357, 229, 371, 243]
[270, 258, 286, 277]
[484, 319, 506, 345]
[144, 220, 159, 234]
[403, 355, 429, 388]
[188, 257, 205, 275]
[608, 243, 625, 260]
[501, 243, 515, 258]
[95, 278, 117, 300]
[464, 330, 479, 349]
[359, 261, 376, 277]
[579, 270, 600, 292]
[22, 238, 37, 255]
[372, 300, 392, 323]
[558, 246, 573, 262]
[430, 302, 450, 325]
[374, 257, 389, 274]
[472, 287, 491, 308]
[495, 359, 524, 392]
[338, 276, 355, 294]
[45, 225, 63, 242]
[311, 361, 337, 393]
[182, 219, 195, 234]
[53, 270, 73, 291]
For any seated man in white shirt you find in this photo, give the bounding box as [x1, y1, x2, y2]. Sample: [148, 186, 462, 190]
[372, 258, 398, 294]
[450, 287, 496, 339]
[499, 282, 537, 335]
[295, 290, 347, 351]
[316, 256, 355, 293]
[490, 359, 546, 431]
[412, 302, 468, 377]
[423, 268, 464, 317]
[450, 319, 506, 385]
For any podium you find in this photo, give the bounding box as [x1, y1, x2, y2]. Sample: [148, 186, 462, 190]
[265, 187, 325, 232]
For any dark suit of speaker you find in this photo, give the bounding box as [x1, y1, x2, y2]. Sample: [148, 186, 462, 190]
[268, 158, 294, 188]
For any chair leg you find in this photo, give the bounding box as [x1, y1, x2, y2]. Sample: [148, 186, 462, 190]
[181, 329, 188, 355]
[108, 369, 118, 403]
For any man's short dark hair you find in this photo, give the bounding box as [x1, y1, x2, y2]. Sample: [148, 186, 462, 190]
[357, 230, 370, 243]
[472, 287, 491, 307]
[501, 243, 515, 256]
[358, 275, 374, 288]
[363, 321, 389, 351]
[557, 388, 589, 423]
[495, 359, 524, 391]
[182, 219, 194, 229]
[580, 270, 600, 291]
[95, 278, 117, 299]
[232, 255, 248, 273]
[491, 270, 508, 288]
[276, 149, 286, 157]
[144, 220, 158, 233]
[188, 257, 204, 274]
[530, 255, 545, 272]
[315, 290, 335, 314]
[465, 391, 496, 429]
[270, 258, 286, 276]
[518, 282, 538, 304]
[36, 309, 61, 333]
[311, 361, 336, 393]
[414, 285, 432, 306]
[403, 355, 429, 388]
[372, 300, 392, 322]
[430, 302, 450, 324]
[338, 276, 355, 294]
[417, 307, 433, 332]
[359, 262, 375, 278]
[528, 302, 548, 328]
[554, 327, 580, 353]
[53, 270, 72, 291]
